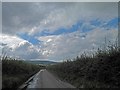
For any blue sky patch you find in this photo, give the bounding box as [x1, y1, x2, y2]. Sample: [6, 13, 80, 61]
[90, 19, 102, 26]
[34, 21, 83, 36]
[18, 33, 41, 45]
[18, 17, 118, 40]
[102, 17, 118, 29]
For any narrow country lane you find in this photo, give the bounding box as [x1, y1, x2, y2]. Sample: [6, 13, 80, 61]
[27, 69, 76, 88]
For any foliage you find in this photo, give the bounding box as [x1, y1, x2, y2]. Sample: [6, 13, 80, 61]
[2, 56, 44, 89]
[47, 42, 120, 88]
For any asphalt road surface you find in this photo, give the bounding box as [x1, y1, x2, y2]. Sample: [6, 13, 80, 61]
[27, 69, 76, 88]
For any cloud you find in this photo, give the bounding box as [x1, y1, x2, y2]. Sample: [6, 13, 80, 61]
[0, 34, 44, 59]
[13, 41, 42, 59]
[37, 27, 118, 60]
[1, 23, 118, 61]
[2, 2, 75, 35]
[2, 2, 118, 36]
[1, 34, 25, 49]
[2, 2, 118, 61]
[30, 2, 118, 35]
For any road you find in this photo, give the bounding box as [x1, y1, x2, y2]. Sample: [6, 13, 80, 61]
[27, 69, 76, 88]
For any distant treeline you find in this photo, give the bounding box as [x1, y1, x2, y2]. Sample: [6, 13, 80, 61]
[48, 43, 120, 88]
[2, 56, 45, 89]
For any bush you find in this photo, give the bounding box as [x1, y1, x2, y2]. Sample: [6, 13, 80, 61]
[2, 57, 43, 88]
[47, 42, 120, 88]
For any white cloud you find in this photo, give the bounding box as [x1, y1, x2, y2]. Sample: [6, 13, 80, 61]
[0, 34, 45, 59]
[1, 28, 118, 61]
[1, 34, 26, 49]
[13, 41, 42, 59]
[47, 39, 52, 42]
[37, 28, 118, 60]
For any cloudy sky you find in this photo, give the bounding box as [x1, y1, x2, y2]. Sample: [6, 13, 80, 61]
[1, 2, 118, 61]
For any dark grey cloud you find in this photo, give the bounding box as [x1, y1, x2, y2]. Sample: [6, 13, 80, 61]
[2, 2, 74, 35]
[2, 2, 117, 35]
[2, 2, 44, 34]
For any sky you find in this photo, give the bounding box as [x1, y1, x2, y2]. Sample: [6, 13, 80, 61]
[1, 2, 119, 61]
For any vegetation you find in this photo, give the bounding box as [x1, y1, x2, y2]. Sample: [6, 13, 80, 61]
[2, 56, 45, 89]
[47, 42, 120, 88]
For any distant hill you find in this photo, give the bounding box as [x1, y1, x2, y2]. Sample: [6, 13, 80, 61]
[25, 60, 58, 65]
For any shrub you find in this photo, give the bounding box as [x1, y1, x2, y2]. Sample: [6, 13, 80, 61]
[47, 42, 120, 88]
[2, 56, 43, 88]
